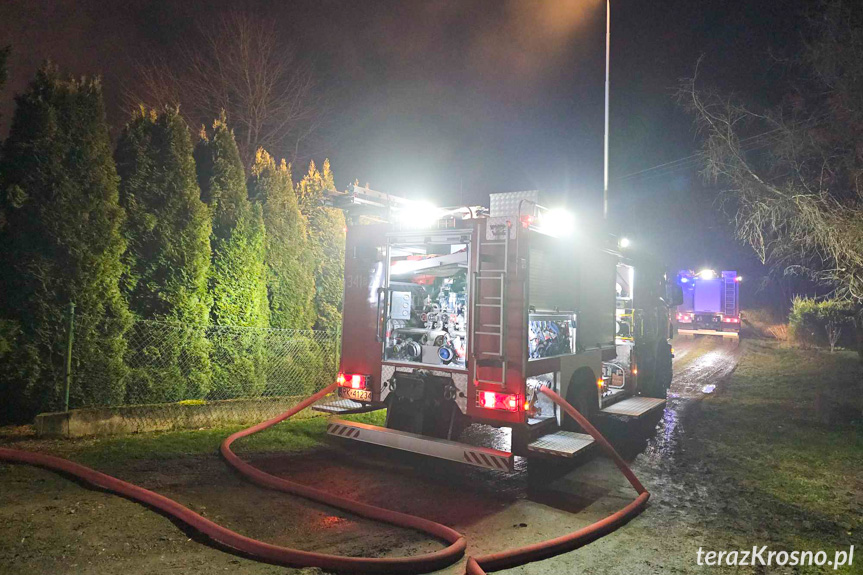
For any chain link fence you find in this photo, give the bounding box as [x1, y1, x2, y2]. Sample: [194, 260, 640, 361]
[123, 320, 338, 403]
[63, 314, 339, 430]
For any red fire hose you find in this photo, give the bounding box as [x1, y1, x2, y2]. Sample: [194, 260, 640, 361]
[0, 383, 649, 574]
[464, 387, 650, 575]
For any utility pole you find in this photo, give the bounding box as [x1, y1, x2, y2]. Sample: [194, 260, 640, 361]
[603, 0, 610, 219]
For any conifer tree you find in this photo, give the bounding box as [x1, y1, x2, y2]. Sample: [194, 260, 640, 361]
[249, 148, 315, 330]
[195, 114, 268, 397]
[0, 65, 130, 415]
[297, 159, 346, 331]
[115, 107, 212, 400]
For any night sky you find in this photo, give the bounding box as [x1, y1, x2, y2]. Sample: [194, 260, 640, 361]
[0, 0, 815, 279]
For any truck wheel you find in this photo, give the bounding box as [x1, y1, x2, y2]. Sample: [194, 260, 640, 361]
[561, 368, 598, 432]
[643, 341, 672, 398]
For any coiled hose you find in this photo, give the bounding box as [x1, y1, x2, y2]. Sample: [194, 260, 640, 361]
[0, 383, 649, 574]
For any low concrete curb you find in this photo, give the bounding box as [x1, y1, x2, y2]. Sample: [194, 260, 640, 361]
[34, 395, 318, 438]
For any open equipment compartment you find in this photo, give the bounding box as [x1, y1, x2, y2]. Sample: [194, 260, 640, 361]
[383, 232, 470, 370]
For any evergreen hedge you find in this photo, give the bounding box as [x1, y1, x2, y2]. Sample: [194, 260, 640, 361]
[297, 159, 345, 331]
[250, 148, 316, 330]
[0, 65, 131, 418]
[115, 107, 213, 402]
[195, 115, 269, 398]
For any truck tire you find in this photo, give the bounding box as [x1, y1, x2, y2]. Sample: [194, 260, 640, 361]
[561, 368, 598, 431]
[642, 341, 672, 398]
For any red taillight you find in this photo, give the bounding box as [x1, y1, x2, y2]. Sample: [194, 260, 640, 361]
[677, 312, 693, 322]
[337, 372, 369, 390]
[722, 317, 739, 323]
[478, 391, 521, 413]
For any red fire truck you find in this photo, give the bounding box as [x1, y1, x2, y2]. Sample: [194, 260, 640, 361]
[675, 269, 741, 338]
[315, 188, 681, 472]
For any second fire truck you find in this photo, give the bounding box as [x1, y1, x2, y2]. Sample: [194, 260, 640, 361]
[675, 269, 741, 338]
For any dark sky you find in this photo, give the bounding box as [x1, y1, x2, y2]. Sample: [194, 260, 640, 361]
[0, 0, 815, 277]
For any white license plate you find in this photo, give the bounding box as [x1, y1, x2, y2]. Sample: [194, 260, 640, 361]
[339, 387, 372, 402]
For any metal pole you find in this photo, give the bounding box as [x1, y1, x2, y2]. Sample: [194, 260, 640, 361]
[63, 302, 75, 412]
[335, 323, 342, 374]
[603, 0, 610, 219]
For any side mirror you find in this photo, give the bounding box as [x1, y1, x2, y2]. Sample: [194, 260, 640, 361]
[666, 284, 684, 307]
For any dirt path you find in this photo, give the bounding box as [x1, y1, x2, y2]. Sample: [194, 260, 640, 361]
[0, 336, 743, 575]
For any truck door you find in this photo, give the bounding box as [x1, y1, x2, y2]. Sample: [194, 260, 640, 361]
[340, 224, 388, 401]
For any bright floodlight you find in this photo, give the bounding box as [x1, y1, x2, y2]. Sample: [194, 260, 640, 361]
[619, 237, 631, 249]
[698, 269, 716, 280]
[396, 201, 444, 228]
[540, 208, 576, 237]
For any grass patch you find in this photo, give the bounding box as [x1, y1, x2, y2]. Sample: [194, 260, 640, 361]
[696, 340, 862, 557]
[2, 410, 387, 468]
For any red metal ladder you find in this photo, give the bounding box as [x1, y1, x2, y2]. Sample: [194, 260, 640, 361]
[471, 221, 509, 386]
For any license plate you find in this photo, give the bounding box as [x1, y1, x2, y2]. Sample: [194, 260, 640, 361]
[339, 387, 372, 402]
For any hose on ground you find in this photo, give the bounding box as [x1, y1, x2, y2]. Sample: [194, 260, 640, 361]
[464, 387, 649, 575]
[0, 383, 650, 574]
[1, 383, 466, 574]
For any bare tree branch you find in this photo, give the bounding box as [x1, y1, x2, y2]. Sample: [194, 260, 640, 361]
[127, 11, 324, 168]
[679, 5, 863, 306]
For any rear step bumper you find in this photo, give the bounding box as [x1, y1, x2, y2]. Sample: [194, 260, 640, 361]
[678, 328, 739, 338]
[312, 396, 384, 415]
[527, 430, 594, 457]
[600, 396, 666, 417]
[327, 418, 514, 472]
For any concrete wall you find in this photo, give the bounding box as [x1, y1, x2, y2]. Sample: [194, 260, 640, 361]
[34, 396, 318, 438]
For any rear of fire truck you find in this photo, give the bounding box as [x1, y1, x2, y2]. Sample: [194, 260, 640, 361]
[319, 188, 677, 471]
[675, 269, 741, 338]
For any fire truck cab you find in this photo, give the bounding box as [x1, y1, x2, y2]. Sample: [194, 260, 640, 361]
[318, 189, 678, 472]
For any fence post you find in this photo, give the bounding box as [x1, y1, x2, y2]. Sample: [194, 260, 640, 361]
[335, 323, 342, 373]
[63, 302, 75, 412]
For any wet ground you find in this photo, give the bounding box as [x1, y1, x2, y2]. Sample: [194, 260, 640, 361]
[0, 336, 745, 574]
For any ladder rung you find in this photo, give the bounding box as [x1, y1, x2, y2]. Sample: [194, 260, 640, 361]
[481, 296, 502, 300]
[476, 275, 505, 280]
[476, 380, 505, 386]
[479, 269, 506, 273]
[476, 303, 502, 308]
[480, 324, 501, 328]
[475, 331, 503, 336]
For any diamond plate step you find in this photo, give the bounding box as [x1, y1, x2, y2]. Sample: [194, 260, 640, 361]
[527, 430, 595, 457]
[600, 396, 666, 417]
[312, 396, 378, 414]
